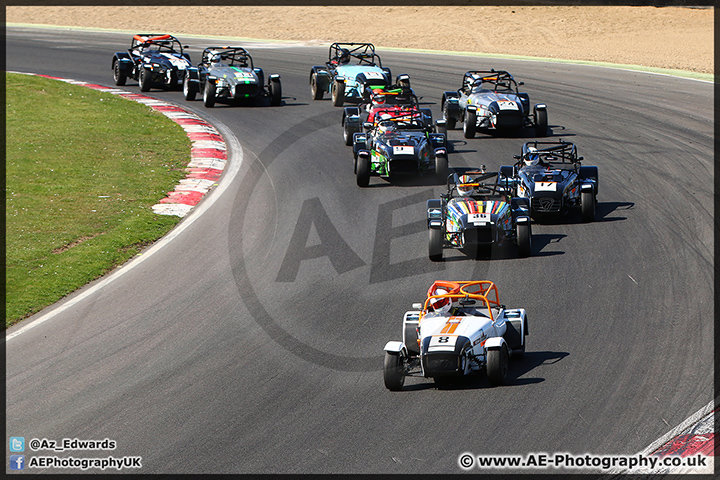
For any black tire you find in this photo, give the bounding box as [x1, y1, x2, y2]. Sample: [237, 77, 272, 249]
[383, 352, 405, 391]
[428, 228, 443, 262]
[504, 319, 525, 358]
[517, 223, 532, 257]
[343, 122, 354, 146]
[203, 81, 216, 108]
[356, 154, 370, 187]
[332, 80, 345, 107]
[269, 79, 282, 106]
[435, 154, 448, 185]
[139, 68, 151, 92]
[435, 123, 447, 137]
[443, 101, 456, 130]
[183, 75, 196, 101]
[581, 190, 596, 222]
[486, 346, 509, 386]
[463, 109, 476, 138]
[535, 108, 548, 137]
[113, 61, 126, 86]
[310, 73, 323, 100]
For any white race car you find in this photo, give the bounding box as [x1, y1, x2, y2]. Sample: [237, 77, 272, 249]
[383, 280, 528, 390]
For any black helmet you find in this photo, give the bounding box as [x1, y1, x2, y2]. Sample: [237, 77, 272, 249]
[339, 48, 351, 64]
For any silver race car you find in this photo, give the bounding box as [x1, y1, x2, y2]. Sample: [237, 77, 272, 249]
[184, 47, 281, 107]
[383, 280, 528, 390]
[441, 70, 548, 138]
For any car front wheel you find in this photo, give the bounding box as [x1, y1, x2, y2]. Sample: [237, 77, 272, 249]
[203, 81, 216, 108]
[113, 61, 127, 86]
[383, 352, 405, 391]
[463, 109, 476, 138]
[486, 346, 508, 386]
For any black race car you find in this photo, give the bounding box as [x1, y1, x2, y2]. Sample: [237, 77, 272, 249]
[310, 42, 402, 106]
[427, 171, 533, 261]
[499, 140, 598, 222]
[352, 109, 448, 187]
[112, 34, 192, 91]
[441, 70, 548, 138]
[183, 47, 281, 107]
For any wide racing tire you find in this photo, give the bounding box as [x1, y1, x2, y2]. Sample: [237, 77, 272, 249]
[517, 223, 532, 257]
[203, 80, 216, 108]
[443, 101, 456, 130]
[428, 228, 443, 262]
[534, 108, 548, 137]
[504, 319, 525, 358]
[356, 154, 371, 187]
[435, 154, 448, 185]
[383, 352, 405, 391]
[310, 73, 323, 100]
[269, 79, 282, 106]
[581, 190, 596, 223]
[343, 122, 354, 146]
[139, 68, 151, 92]
[183, 75, 196, 101]
[463, 109, 477, 138]
[332, 80, 345, 107]
[487, 346, 509, 386]
[113, 61, 127, 86]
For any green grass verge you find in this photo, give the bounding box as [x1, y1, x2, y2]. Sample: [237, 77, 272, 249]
[5, 73, 191, 328]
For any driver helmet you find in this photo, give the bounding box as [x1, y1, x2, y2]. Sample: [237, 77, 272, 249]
[457, 174, 475, 197]
[429, 288, 452, 315]
[338, 48, 351, 64]
[378, 120, 396, 135]
[524, 147, 540, 167]
[372, 92, 386, 105]
[210, 52, 222, 65]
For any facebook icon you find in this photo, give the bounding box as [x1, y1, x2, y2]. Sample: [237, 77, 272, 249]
[10, 455, 25, 470]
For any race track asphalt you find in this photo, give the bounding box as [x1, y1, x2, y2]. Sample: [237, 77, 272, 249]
[5, 27, 714, 475]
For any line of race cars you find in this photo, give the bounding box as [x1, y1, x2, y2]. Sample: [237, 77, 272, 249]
[111, 36, 599, 390]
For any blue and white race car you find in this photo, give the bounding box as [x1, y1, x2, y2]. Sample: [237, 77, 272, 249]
[309, 43, 402, 107]
[112, 34, 192, 91]
[441, 70, 548, 138]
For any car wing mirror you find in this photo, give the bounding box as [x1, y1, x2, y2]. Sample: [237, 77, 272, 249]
[412, 303, 423, 310]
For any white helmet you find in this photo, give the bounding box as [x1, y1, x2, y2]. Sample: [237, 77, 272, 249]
[457, 174, 474, 197]
[429, 288, 452, 314]
[524, 147, 540, 167]
[210, 52, 222, 65]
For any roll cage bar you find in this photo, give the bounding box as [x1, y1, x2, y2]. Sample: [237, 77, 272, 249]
[200, 47, 254, 69]
[514, 140, 584, 170]
[131, 34, 185, 55]
[443, 171, 510, 200]
[372, 109, 428, 132]
[423, 280, 502, 321]
[461, 69, 520, 94]
[328, 42, 383, 67]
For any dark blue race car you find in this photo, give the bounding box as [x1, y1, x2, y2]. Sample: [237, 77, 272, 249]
[112, 34, 192, 92]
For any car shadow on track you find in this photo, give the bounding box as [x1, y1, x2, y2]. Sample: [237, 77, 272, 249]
[400, 350, 570, 391]
[531, 201, 633, 226]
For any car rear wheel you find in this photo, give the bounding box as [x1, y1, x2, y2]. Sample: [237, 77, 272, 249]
[356, 154, 370, 187]
[332, 80, 345, 107]
[139, 68, 151, 92]
[487, 346, 509, 386]
[463, 109, 476, 138]
[310, 73, 323, 100]
[581, 190, 596, 222]
[517, 223, 532, 257]
[183, 75, 196, 101]
[428, 228, 443, 262]
[113, 61, 126, 86]
[269, 79, 282, 106]
[383, 352, 405, 391]
[203, 81, 216, 108]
